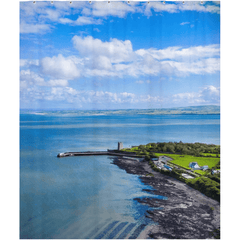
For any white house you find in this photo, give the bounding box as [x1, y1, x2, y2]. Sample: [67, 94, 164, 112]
[189, 162, 202, 170]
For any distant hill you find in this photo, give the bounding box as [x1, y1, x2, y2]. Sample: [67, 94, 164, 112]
[114, 105, 220, 115]
[21, 105, 220, 116]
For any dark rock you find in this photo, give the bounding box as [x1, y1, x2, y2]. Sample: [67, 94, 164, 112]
[112, 156, 220, 239]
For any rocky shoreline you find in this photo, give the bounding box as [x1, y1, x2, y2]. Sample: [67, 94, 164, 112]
[112, 157, 220, 239]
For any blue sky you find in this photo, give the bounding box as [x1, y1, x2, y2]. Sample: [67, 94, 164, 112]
[20, 1, 220, 110]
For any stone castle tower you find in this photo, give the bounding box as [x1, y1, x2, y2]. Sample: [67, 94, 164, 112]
[118, 142, 123, 150]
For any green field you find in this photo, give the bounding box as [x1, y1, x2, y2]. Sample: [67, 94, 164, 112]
[122, 147, 139, 152]
[122, 146, 220, 174]
[201, 153, 220, 157]
[154, 153, 220, 170]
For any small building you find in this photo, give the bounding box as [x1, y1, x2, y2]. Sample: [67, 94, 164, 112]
[156, 162, 164, 168]
[118, 142, 123, 150]
[211, 169, 220, 175]
[164, 164, 172, 171]
[202, 165, 209, 170]
[189, 162, 202, 170]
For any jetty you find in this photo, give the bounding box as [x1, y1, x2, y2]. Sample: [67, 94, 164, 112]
[57, 151, 139, 158]
[57, 142, 140, 158]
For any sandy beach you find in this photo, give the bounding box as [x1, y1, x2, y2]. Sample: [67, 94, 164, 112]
[112, 157, 220, 239]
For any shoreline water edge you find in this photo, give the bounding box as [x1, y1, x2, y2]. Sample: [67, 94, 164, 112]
[21, 112, 220, 239]
[112, 156, 220, 239]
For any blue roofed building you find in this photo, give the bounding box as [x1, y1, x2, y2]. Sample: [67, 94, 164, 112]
[189, 162, 202, 170]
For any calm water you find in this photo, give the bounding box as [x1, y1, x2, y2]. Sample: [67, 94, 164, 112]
[20, 112, 220, 239]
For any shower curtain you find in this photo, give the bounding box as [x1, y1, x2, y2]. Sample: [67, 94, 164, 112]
[20, 1, 220, 239]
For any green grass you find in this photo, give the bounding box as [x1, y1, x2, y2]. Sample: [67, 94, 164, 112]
[194, 170, 208, 175]
[201, 153, 220, 157]
[154, 153, 220, 170]
[122, 147, 220, 171]
[121, 147, 138, 152]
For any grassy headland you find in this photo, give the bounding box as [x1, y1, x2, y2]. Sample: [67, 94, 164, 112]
[121, 141, 220, 202]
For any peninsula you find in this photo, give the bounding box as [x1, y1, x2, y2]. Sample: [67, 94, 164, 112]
[58, 141, 220, 238]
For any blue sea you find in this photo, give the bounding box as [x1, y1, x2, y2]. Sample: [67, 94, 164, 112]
[20, 111, 220, 239]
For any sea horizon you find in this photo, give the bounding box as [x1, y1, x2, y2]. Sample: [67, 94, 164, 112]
[20, 105, 220, 117]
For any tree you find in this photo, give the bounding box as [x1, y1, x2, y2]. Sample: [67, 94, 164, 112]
[151, 143, 157, 148]
[138, 145, 145, 151]
[167, 144, 175, 153]
[145, 155, 150, 161]
[162, 145, 167, 152]
[149, 152, 156, 158]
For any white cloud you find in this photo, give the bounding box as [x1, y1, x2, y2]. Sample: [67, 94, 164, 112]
[40, 54, 80, 79]
[85, 55, 112, 70]
[200, 85, 220, 102]
[39, 36, 219, 79]
[172, 85, 220, 104]
[131, 44, 220, 77]
[172, 92, 201, 103]
[20, 70, 69, 90]
[47, 79, 69, 87]
[20, 59, 39, 67]
[144, 2, 178, 16]
[44, 87, 79, 102]
[21, 36, 220, 83]
[20, 83, 164, 106]
[20, 1, 99, 33]
[139, 95, 163, 103]
[93, 28, 101, 32]
[135, 44, 220, 61]
[160, 58, 220, 76]
[41, 8, 62, 21]
[59, 16, 102, 25]
[20, 1, 49, 17]
[20, 21, 52, 34]
[20, 70, 45, 89]
[144, 1, 220, 16]
[136, 80, 144, 84]
[72, 36, 134, 64]
[89, 2, 137, 18]
[179, 2, 220, 14]
[20, 1, 220, 35]
[180, 22, 190, 25]
[20, 81, 219, 107]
